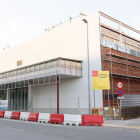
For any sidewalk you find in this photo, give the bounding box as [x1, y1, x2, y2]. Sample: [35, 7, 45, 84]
[103, 118, 140, 129]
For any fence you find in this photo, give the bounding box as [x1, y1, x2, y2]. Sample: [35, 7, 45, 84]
[121, 106, 140, 120]
[7, 97, 121, 118]
[33, 97, 92, 114]
[91, 107, 120, 117]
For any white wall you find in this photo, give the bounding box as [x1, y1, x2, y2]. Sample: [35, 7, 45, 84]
[0, 11, 102, 109]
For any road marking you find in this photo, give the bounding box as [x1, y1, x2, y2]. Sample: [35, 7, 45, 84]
[103, 124, 140, 129]
[5, 127, 25, 131]
[119, 127, 121, 130]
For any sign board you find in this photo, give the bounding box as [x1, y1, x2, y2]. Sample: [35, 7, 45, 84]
[117, 89, 124, 96]
[99, 108, 103, 112]
[117, 82, 123, 89]
[117, 96, 124, 99]
[92, 71, 110, 90]
[104, 107, 109, 110]
[0, 100, 8, 110]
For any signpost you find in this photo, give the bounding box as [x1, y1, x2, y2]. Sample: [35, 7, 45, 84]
[117, 89, 124, 96]
[117, 82, 123, 89]
[117, 81, 124, 117]
[117, 96, 124, 99]
[92, 71, 110, 108]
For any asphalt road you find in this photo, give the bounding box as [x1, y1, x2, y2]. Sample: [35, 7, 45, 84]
[0, 118, 140, 140]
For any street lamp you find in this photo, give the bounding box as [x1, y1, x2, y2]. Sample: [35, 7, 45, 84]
[82, 19, 91, 115]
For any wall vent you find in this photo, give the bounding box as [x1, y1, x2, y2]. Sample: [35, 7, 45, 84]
[17, 60, 23, 67]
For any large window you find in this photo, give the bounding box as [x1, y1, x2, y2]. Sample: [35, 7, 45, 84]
[9, 88, 28, 111]
[0, 91, 6, 100]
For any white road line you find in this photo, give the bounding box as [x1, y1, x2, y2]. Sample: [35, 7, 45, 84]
[5, 127, 25, 131]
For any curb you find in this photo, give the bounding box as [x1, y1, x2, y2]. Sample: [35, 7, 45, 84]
[103, 124, 140, 129]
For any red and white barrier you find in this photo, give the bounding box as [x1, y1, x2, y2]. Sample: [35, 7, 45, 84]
[28, 113, 39, 122]
[11, 112, 21, 120]
[20, 112, 29, 121]
[1, 111, 104, 127]
[63, 114, 81, 126]
[49, 114, 64, 124]
[4, 111, 12, 119]
[0, 111, 5, 118]
[79, 115, 103, 126]
[38, 113, 50, 123]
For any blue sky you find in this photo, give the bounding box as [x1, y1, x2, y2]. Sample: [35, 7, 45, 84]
[0, 0, 140, 50]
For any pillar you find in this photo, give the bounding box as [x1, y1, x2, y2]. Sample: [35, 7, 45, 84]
[57, 76, 59, 114]
[119, 23, 122, 51]
[28, 81, 33, 112]
[6, 85, 10, 110]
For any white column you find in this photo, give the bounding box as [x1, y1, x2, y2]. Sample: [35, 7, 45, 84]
[6, 85, 10, 110]
[28, 81, 33, 112]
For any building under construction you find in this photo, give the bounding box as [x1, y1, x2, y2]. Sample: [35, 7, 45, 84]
[100, 12, 140, 119]
[0, 11, 140, 118]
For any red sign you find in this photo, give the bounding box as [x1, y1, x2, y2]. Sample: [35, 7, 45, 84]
[117, 82, 123, 89]
[99, 108, 103, 112]
[92, 71, 98, 77]
[117, 89, 124, 96]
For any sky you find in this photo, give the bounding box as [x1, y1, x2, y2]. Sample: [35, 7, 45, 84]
[0, 0, 140, 51]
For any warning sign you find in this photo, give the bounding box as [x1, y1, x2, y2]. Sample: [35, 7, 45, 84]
[92, 71, 110, 90]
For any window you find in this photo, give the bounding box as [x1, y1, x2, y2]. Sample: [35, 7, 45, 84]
[77, 63, 81, 68]
[110, 38, 113, 43]
[60, 60, 65, 66]
[39, 64, 44, 70]
[17, 60, 23, 67]
[106, 36, 110, 41]
[71, 61, 76, 68]
[45, 62, 50, 68]
[114, 39, 119, 44]
[66, 60, 70, 67]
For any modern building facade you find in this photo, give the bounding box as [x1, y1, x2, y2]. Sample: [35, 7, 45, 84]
[0, 11, 140, 115]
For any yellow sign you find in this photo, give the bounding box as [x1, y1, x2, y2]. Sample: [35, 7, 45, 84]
[92, 71, 110, 90]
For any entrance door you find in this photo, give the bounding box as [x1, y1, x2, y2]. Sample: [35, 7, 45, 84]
[9, 88, 28, 111]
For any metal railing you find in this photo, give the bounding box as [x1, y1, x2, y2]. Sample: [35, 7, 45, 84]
[44, 12, 86, 32]
[91, 107, 121, 117]
[102, 39, 140, 57]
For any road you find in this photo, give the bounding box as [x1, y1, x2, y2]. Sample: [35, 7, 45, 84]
[0, 118, 140, 140]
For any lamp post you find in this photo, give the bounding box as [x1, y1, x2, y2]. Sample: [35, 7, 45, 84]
[82, 19, 91, 115]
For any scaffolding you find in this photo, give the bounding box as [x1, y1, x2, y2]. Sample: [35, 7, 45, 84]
[100, 20, 140, 107]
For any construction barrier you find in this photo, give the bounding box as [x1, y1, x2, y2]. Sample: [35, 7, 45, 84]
[4, 111, 12, 119]
[0, 111, 5, 118]
[80, 115, 103, 126]
[91, 107, 120, 117]
[63, 114, 82, 126]
[28, 113, 39, 122]
[38, 113, 50, 123]
[11, 112, 21, 120]
[49, 114, 64, 124]
[20, 112, 29, 121]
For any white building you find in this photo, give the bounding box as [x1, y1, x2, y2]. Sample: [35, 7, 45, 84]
[1, 11, 139, 114]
